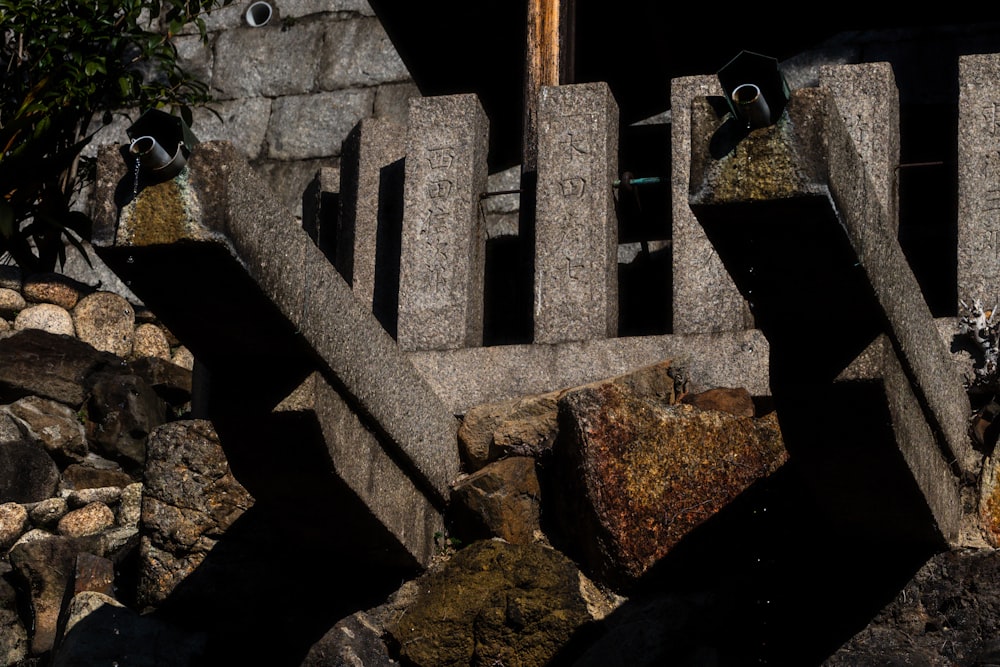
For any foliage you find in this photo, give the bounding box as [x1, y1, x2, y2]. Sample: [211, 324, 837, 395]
[0, 0, 230, 272]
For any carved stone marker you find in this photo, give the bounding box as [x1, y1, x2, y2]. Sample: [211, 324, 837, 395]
[398, 94, 489, 351]
[534, 82, 619, 344]
[958, 53, 1000, 307]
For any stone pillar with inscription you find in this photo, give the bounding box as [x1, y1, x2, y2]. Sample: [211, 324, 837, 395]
[534, 82, 619, 344]
[819, 62, 900, 231]
[958, 53, 1000, 308]
[398, 94, 490, 351]
[338, 118, 406, 335]
[671, 75, 753, 334]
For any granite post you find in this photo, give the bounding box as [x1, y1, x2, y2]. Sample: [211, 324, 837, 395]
[819, 62, 900, 231]
[534, 82, 619, 344]
[338, 118, 406, 334]
[671, 75, 752, 334]
[398, 94, 489, 351]
[958, 53, 1000, 308]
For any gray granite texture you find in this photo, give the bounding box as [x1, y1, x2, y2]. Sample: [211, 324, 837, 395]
[398, 94, 489, 351]
[534, 82, 619, 344]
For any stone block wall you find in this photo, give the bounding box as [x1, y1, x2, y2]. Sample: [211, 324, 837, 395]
[86, 0, 418, 221]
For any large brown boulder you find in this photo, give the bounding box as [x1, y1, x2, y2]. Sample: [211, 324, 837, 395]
[551, 379, 786, 591]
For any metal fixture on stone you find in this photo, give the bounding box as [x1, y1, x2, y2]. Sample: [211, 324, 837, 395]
[717, 50, 790, 128]
[245, 1, 273, 27]
[125, 109, 197, 182]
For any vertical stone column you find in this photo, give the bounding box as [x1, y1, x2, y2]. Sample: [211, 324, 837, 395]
[534, 82, 619, 344]
[671, 75, 752, 334]
[820, 62, 900, 230]
[398, 94, 489, 351]
[958, 53, 1000, 307]
[338, 118, 406, 334]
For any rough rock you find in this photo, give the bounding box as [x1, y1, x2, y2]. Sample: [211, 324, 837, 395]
[552, 380, 786, 590]
[8, 534, 80, 654]
[57, 502, 115, 538]
[85, 371, 166, 472]
[131, 322, 171, 361]
[0, 328, 122, 406]
[0, 568, 28, 665]
[0, 440, 60, 503]
[450, 456, 542, 545]
[6, 395, 88, 463]
[681, 386, 755, 417]
[825, 550, 1000, 665]
[28, 497, 69, 530]
[61, 460, 135, 490]
[13, 303, 75, 336]
[0, 288, 25, 317]
[138, 420, 254, 608]
[65, 486, 121, 509]
[51, 591, 208, 667]
[128, 356, 193, 407]
[0, 502, 28, 551]
[72, 291, 135, 358]
[301, 612, 397, 667]
[22, 273, 85, 309]
[387, 539, 595, 667]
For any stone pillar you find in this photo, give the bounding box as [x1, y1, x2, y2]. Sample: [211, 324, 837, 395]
[819, 62, 900, 230]
[671, 75, 752, 334]
[958, 53, 1000, 308]
[398, 94, 489, 351]
[534, 82, 619, 344]
[338, 118, 406, 335]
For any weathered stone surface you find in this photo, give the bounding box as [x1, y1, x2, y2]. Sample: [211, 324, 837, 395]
[450, 457, 542, 545]
[119, 482, 143, 528]
[129, 356, 193, 407]
[458, 391, 560, 471]
[14, 303, 75, 336]
[85, 372, 167, 472]
[387, 540, 593, 667]
[52, 591, 208, 667]
[266, 89, 374, 160]
[212, 20, 326, 98]
[535, 82, 619, 344]
[0, 440, 60, 503]
[958, 53, 1000, 309]
[65, 486, 122, 509]
[58, 502, 115, 538]
[0, 502, 28, 551]
[6, 395, 88, 463]
[0, 328, 122, 407]
[398, 94, 490, 351]
[978, 455, 1000, 547]
[826, 550, 1000, 665]
[553, 381, 786, 590]
[189, 96, 271, 161]
[131, 322, 171, 361]
[0, 566, 28, 664]
[138, 420, 254, 608]
[61, 460, 135, 491]
[8, 534, 79, 654]
[73, 291, 135, 358]
[73, 552, 116, 597]
[171, 345, 194, 370]
[409, 328, 770, 415]
[681, 386, 755, 417]
[671, 75, 751, 334]
[0, 287, 25, 317]
[28, 497, 68, 530]
[22, 273, 85, 309]
[301, 612, 396, 667]
[373, 81, 421, 122]
[319, 17, 410, 90]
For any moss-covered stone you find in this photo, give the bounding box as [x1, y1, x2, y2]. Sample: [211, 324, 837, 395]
[387, 539, 593, 667]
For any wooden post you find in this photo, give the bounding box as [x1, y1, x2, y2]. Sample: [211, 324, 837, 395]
[523, 0, 574, 172]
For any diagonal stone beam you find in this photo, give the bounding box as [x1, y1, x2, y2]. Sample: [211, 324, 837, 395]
[92, 141, 460, 564]
[688, 87, 976, 544]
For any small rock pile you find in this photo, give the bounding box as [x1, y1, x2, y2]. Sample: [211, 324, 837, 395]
[0, 268, 194, 664]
